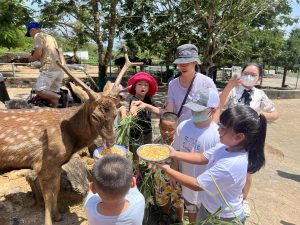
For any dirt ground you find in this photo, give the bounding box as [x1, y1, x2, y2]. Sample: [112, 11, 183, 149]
[1, 68, 300, 225]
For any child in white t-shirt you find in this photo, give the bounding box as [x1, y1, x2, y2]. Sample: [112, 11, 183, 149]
[159, 105, 267, 224]
[84, 154, 145, 225]
[219, 63, 278, 217]
[173, 88, 220, 223]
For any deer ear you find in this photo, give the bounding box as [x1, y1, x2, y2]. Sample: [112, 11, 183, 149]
[69, 82, 89, 101]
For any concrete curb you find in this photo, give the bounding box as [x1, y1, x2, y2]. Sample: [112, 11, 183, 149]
[263, 89, 300, 99]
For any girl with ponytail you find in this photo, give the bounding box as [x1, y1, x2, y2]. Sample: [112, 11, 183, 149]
[219, 62, 276, 217]
[158, 105, 267, 224]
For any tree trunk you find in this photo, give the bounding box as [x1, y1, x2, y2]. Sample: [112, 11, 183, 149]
[72, 47, 80, 64]
[98, 64, 107, 91]
[92, 0, 117, 91]
[201, 55, 214, 76]
[281, 67, 288, 88]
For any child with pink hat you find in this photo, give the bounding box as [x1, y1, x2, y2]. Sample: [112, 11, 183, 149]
[127, 72, 158, 165]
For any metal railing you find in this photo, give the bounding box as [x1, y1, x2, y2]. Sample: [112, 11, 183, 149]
[0, 62, 99, 78]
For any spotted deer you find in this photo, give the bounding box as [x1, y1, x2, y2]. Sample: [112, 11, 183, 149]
[0, 47, 143, 225]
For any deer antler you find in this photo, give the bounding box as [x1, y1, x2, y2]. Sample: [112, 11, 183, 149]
[56, 48, 98, 101]
[109, 46, 144, 97]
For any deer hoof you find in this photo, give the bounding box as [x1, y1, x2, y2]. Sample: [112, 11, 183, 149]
[53, 213, 63, 222]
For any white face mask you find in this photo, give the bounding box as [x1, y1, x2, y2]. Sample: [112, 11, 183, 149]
[241, 75, 258, 87]
[191, 110, 211, 123]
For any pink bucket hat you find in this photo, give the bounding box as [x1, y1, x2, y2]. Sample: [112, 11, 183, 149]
[127, 72, 158, 97]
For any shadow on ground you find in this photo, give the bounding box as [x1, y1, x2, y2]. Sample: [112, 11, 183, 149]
[280, 220, 296, 225]
[277, 170, 300, 183]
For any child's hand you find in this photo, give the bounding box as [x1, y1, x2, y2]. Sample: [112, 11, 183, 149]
[227, 77, 242, 89]
[147, 162, 156, 173]
[130, 101, 145, 116]
[168, 146, 176, 158]
[130, 102, 139, 116]
[132, 100, 146, 108]
[156, 162, 170, 171]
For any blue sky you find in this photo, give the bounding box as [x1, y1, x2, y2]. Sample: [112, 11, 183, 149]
[285, 2, 300, 35]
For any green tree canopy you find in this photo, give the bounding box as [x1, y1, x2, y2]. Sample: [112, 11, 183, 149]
[0, 0, 32, 49]
[35, 0, 119, 91]
[119, 0, 298, 74]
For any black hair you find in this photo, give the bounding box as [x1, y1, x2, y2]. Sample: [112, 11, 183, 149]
[130, 83, 137, 95]
[92, 154, 133, 199]
[160, 112, 178, 123]
[220, 105, 266, 173]
[195, 64, 201, 72]
[242, 62, 264, 77]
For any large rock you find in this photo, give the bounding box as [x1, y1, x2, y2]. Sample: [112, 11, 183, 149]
[26, 154, 89, 205]
[0, 101, 5, 109]
[0, 53, 30, 63]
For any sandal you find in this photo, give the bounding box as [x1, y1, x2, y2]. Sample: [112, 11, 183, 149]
[159, 214, 170, 225]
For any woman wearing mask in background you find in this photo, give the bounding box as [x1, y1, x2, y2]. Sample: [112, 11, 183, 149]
[219, 62, 278, 217]
[219, 63, 278, 121]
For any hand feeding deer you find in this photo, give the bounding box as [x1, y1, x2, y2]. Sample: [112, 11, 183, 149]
[0, 47, 143, 225]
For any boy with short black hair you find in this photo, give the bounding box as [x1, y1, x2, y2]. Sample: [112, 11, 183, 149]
[153, 112, 184, 224]
[84, 154, 145, 225]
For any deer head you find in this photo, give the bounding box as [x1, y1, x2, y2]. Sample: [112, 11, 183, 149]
[56, 46, 143, 148]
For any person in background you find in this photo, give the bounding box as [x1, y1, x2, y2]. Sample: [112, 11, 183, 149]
[159, 105, 267, 224]
[219, 62, 278, 121]
[84, 154, 145, 225]
[113, 83, 127, 128]
[219, 62, 278, 217]
[127, 72, 158, 165]
[25, 22, 66, 107]
[173, 88, 220, 223]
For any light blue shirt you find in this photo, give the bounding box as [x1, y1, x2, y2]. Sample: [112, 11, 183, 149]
[84, 187, 145, 225]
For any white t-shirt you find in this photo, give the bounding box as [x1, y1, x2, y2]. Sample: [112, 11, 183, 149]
[197, 143, 248, 218]
[173, 120, 220, 204]
[167, 73, 217, 124]
[84, 187, 145, 225]
[226, 86, 275, 113]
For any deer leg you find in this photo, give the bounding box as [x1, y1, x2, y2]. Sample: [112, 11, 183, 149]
[51, 169, 62, 222]
[38, 168, 62, 225]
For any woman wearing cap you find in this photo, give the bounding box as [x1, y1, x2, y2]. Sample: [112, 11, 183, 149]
[127, 72, 158, 165]
[168, 44, 217, 124]
[219, 62, 278, 217]
[131, 44, 217, 125]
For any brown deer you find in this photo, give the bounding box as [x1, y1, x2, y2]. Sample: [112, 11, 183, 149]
[0, 47, 143, 225]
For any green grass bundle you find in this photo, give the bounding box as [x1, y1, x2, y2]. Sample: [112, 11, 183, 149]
[115, 109, 143, 147]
